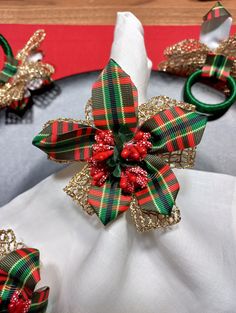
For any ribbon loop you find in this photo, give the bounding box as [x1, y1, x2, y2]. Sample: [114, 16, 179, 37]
[32, 120, 96, 161]
[135, 154, 179, 215]
[92, 59, 138, 132]
[201, 53, 234, 81]
[140, 106, 207, 153]
[88, 180, 131, 225]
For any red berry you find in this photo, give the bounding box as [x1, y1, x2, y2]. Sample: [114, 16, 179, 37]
[93, 172, 104, 181]
[136, 146, 147, 155]
[129, 174, 136, 183]
[121, 148, 130, 159]
[130, 147, 140, 161]
[120, 177, 127, 189]
[134, 131, 144, 141]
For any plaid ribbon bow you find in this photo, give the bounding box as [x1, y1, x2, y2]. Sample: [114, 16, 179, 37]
[0, 30, 54, 111]
[33, 59, 207, 226]
[159, 2, 236, 89]
[0, 248, 49, 313]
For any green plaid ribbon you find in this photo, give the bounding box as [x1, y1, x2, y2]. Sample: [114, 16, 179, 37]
[136, 155, 179, 215]
[0, 35, 18, 84]
[201, 53, 233, 82]
[92, 59, 138, 132]
[0, 248, 49, 313]
[203, 2, 231, 22]
[88, 181, 132, 225]
[33, 120, 97, 161]
[140, 106, 207, 153]
[33, 59, 207, 226]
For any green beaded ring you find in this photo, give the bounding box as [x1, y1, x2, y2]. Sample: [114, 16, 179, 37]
[184, 69, 236, 115]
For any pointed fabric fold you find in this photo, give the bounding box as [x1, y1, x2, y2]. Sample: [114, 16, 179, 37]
[29, 287, 50, 313]
[33, 120, 96, 161]
[203, 1, 231, 22]
[92, 59, 138, 132]
[136, 155, 179, 215]
[88, 181, 132, 225]
[140, 106, 207, 153]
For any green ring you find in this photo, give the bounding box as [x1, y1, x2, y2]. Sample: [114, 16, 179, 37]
[184, 69, 236, 115]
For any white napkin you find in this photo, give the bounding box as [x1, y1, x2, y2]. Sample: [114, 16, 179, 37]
[111, 12, 152, 104]
[1, 165, 236, 313]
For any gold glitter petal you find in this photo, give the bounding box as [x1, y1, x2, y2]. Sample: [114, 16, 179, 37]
[0, 229, 23, 260]
[129, 197, 181, 232]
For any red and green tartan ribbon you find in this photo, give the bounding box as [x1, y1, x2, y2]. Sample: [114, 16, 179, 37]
[140, 106, 207, 153]
[0, 248, 49, 313]
[0, 35, 18, 84]
[203, 2, 231, 22]
[33, 59, 207, 226]
[88, 181, 132, 225]
[92, 59, 138, 132]
[201, 53, 234, 82]
[33, 120, 97, 161]
[136, 155, 179, 215]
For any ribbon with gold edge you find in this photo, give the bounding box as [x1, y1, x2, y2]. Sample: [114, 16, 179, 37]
[33, 59, 207, 230]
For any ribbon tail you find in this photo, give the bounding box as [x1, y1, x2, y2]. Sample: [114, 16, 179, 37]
[136, 155, 179, 215]
[88, 180, 131, 225]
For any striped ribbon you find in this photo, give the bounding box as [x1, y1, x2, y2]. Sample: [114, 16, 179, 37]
[203, 1, 231, 22]
[0, 248, 49, 313]
[201, 53, 234, 81]
[0, 35, 18, 84]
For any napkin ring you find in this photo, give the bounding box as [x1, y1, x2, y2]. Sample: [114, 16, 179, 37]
[33, 59, 207, 232]
[184, 54, 236, 115]
[0, 29, 54, 110]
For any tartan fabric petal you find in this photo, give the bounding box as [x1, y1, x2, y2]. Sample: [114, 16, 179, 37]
[32, 120, 96, 161]
[92, 59, 138, 132]
[88, 180, 132, 225]
[136, 154, 179, 215]
[140, 106, 207, 153]
[29, 287, 50, 313]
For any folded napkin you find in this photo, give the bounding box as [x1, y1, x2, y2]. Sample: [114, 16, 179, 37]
[1, 165, 236, 313]
[0, 12, 151, 207]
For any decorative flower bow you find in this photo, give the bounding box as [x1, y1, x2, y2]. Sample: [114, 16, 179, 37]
[33, 59, 207, 230]
[0, 247, 49, 313]
[159, 2, 236, 93]
[0, 29, 54, 110]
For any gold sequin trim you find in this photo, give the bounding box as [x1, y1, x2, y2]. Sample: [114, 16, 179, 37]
[0, 229, 23, 259]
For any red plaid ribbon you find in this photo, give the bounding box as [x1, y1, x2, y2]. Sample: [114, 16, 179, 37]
[201, 53, 234, 81]
[203, 2, 231, 22]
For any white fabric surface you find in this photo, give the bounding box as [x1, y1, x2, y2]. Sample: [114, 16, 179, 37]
[1, 165, 236, 313]
[2, 11, 236, 313]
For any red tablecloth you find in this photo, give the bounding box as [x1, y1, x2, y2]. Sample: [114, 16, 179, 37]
[1, 24, 235, 80]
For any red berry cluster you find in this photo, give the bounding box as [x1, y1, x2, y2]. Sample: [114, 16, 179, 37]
[92, 130, 115, 162]
[8, 290, 31, 313]
[121, 131, 152, 162]
[120, 166, 148, 194]
[90, 130, 115, 186]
